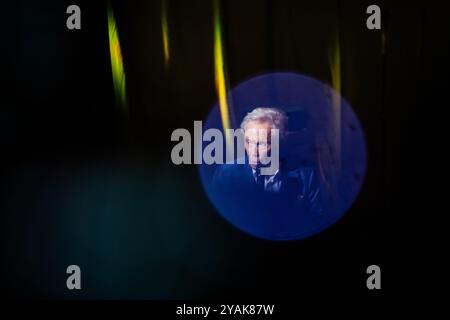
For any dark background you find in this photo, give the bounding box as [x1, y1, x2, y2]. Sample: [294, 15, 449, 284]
[1, 0, 427, 299]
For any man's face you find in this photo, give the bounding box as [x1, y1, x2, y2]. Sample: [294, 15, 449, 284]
[244, 120, 272, 168]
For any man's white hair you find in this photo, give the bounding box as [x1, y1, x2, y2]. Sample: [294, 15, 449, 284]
[240, 107, 288, 138]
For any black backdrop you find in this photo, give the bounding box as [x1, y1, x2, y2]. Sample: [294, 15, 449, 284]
[2, 0, 429, 299]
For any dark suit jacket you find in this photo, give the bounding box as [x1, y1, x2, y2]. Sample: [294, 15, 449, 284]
[211, 161, 324, 239]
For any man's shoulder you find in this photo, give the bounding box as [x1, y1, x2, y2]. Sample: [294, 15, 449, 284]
[213, 159, 252, 185]
[286, 166, 315, 175]
[284, 166, 318, 189]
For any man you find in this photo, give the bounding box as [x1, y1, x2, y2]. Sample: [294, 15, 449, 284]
[212, 107, 323, 239]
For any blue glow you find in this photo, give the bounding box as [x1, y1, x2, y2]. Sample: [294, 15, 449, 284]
[198, 72, 367, 240]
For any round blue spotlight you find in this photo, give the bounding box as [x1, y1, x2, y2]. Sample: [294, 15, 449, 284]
[198, 72, 367, 240]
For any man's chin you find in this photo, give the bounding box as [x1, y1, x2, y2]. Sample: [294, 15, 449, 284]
[249, 160, 258, 169]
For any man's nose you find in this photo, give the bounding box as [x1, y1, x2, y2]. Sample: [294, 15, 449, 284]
[250, 143, 258, 155]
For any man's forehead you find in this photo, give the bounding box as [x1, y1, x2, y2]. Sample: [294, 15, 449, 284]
[244, 121, 272, 133]
[244, 127, 271, 137]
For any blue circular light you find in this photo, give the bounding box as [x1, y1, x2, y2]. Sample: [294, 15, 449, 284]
[198, 72, 367, 240]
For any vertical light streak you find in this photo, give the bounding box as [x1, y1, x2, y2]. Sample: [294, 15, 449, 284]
[161, 0, 170, 67]
[213, 0, 233, 150]
[328, 33, 342, 172]
[107, 4, 127, 112]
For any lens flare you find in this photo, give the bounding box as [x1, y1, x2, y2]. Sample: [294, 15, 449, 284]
[161, 0, 170, 67]
[213, 0, 233, 148]
[328, 34, 342, 170]
[107, 4, 127, 112]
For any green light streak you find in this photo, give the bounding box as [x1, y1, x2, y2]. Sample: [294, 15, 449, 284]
[107, 5, 127, 112]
